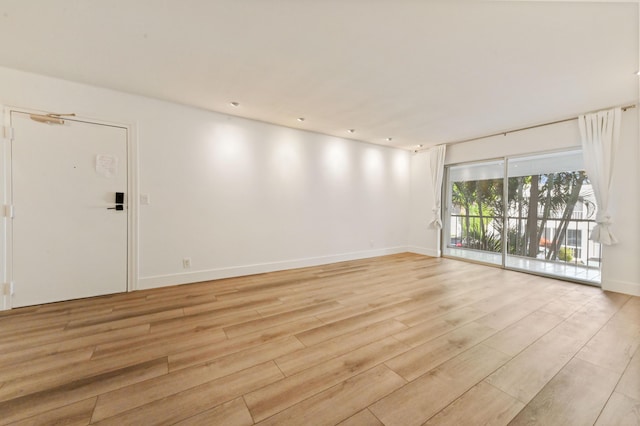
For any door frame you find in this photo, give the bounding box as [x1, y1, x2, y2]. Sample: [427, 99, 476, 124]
[1, 105, 139, 310]
[440, 148, 602, 287]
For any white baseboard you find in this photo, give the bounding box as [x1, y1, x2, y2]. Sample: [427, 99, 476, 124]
[407, 246, 440, 258]
[137, 246, 409, 290]
[601, 279, 640, 296]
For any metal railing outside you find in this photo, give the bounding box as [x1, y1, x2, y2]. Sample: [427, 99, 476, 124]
[447, 214, 602, 271]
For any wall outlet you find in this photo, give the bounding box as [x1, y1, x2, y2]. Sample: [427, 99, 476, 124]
[140, 193, 151, 205]
[370, 240, 374, 248]
[183, 258, 191, 268]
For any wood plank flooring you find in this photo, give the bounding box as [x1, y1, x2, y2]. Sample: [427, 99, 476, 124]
[0, 253, 639, 425]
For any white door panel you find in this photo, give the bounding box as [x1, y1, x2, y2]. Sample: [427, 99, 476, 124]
[11, 112, 127, 307]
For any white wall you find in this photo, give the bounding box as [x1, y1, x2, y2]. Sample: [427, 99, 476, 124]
[605, 109, 640, 296]
[0, 66, 410, 302]
[410, 112, 640, 296]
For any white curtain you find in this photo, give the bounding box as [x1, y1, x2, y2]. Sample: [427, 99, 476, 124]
[429, 145, 447, 229]
[578, 107, 621, 245]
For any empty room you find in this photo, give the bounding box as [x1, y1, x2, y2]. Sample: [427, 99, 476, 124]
[0, 1, 639, 425]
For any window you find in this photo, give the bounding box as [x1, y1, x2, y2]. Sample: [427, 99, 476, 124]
[567, 229, 582, 247]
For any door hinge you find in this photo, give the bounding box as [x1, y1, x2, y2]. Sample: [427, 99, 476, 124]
[4, 205, 14, 218]
[1, 126, 14, 141]
[3, 282, 14, 296]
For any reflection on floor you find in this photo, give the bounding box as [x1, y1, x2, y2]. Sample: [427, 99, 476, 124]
[444, 248, 601, 285]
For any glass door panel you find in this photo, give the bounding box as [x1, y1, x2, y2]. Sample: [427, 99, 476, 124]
[444, 160, 504, 266]
[505, 150, 601, 284]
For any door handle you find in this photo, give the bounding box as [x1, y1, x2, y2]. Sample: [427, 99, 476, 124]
[109, 192, 125, 210]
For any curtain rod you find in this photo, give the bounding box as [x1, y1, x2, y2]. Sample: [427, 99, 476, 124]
[436, 103, 637, 148]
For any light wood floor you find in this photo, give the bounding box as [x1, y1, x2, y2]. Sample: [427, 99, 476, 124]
[1, 253, 639, 425]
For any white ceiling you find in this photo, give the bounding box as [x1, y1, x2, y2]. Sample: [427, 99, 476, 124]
[0, 0, 637, 150]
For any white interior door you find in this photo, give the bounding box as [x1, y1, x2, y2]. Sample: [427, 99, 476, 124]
[10, 111, 128, 307]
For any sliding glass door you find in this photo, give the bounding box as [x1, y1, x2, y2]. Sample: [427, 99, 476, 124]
[444, 150, 602, 285]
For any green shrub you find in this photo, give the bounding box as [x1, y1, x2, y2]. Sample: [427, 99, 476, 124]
[559, 246, 573, 262]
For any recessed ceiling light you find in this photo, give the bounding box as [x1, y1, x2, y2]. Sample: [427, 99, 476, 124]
[297, 117, 305, 122]
[230, 102, 239, 107]
[386, 137, 393, 142]
[417, 144, 423, 148]
[636, 71, 640, 76]
[348, 129, 355, 133]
